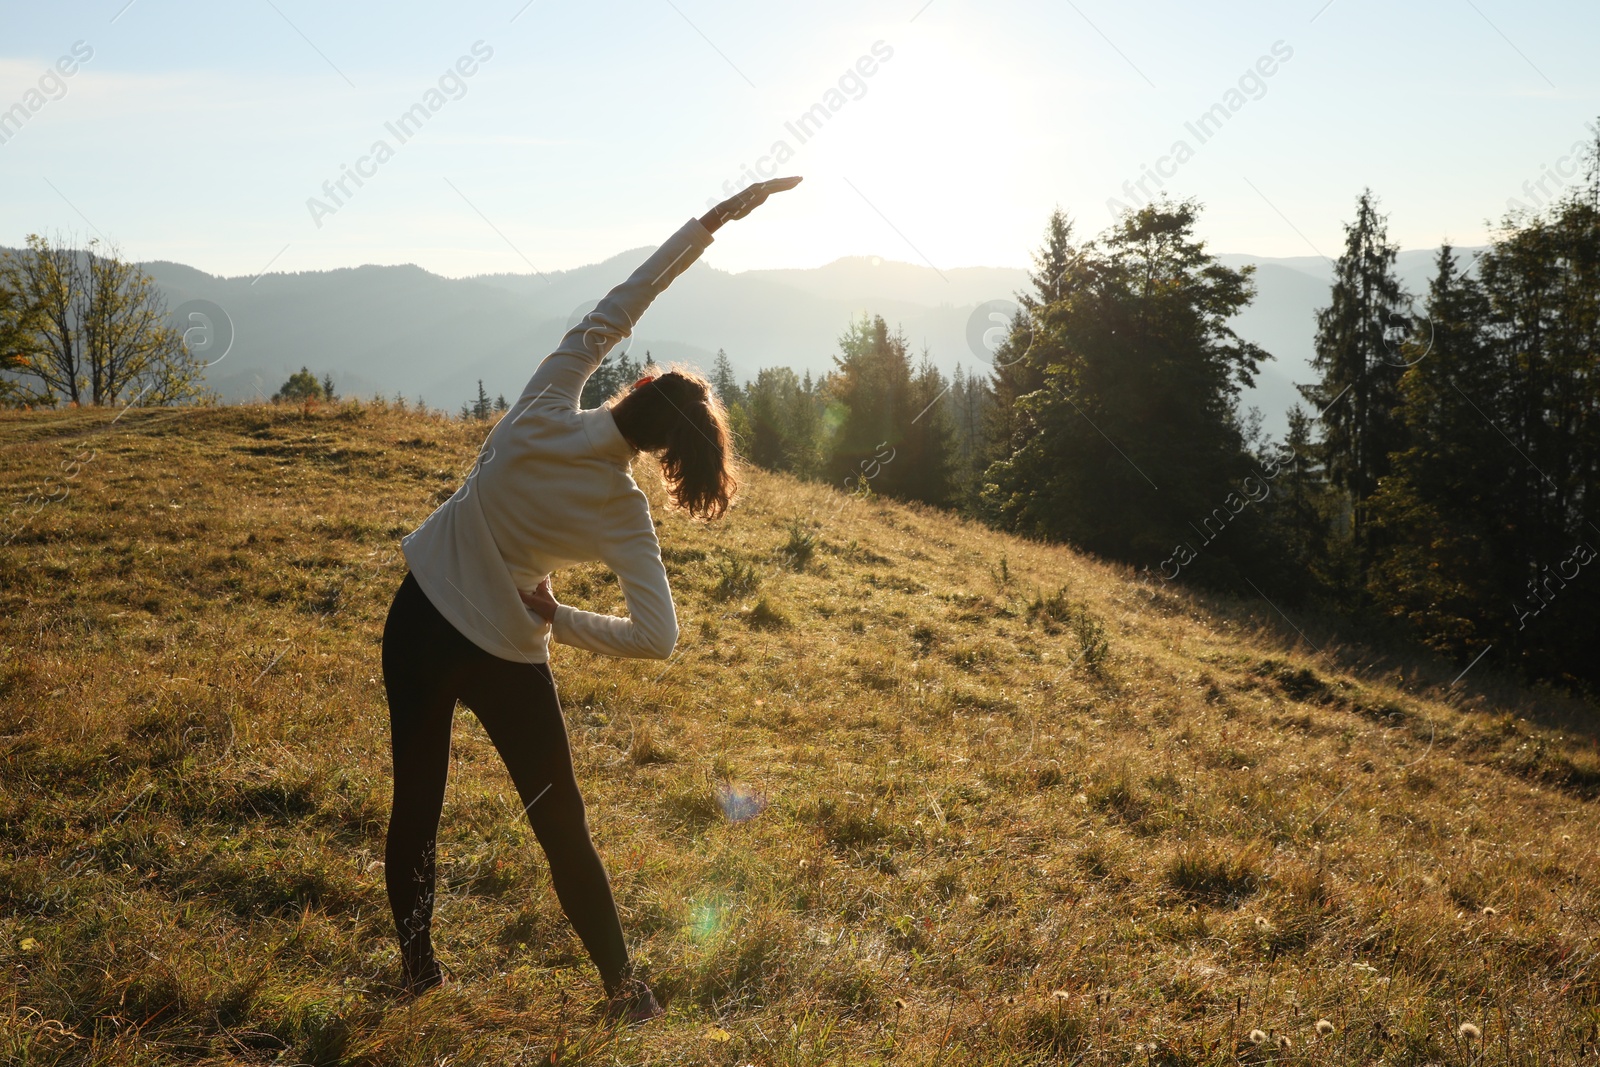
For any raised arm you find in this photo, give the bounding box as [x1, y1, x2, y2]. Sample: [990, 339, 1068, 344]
[520, 219, 713, 413]
[696, 175, 802, 234]
[517, 178, 802, 414]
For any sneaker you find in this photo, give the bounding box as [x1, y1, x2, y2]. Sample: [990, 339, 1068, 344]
[401, 958, 445, 997]
[603, 977, 664, 1025]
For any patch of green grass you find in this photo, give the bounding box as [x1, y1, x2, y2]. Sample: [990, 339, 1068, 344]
[712, 555, 762, 600]
[780, 518, 817, 570]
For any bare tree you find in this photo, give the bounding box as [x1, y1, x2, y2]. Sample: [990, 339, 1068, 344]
[0, 233, 209, 407]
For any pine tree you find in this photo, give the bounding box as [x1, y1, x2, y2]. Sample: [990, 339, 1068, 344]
[321, 373, 337, 402]
[1465, 183, 1600, 680]
[580, 353, 632, 408]
[983, 199, 1269, 582]
[900, 352, 957, 507]
[1364, 143, 1600, 686]
[819, 316, 953, 505]
[785, 370, 824, 478]
[471, 379, 492, 420]
[1298, 189, 1408, 568]
[618, 349, 643, 385]
[1367, 244, 1513, 658]
[949, 363, 995, 510]
[746, 366, 797, 471]
[825, 315, 915, 497]
[725, 393, 753, 462]
[1271, 403, 1333, 587]
[273, 366, 323, 403]
[985, 210, 1076, 469]
[711, 348, 742, 409]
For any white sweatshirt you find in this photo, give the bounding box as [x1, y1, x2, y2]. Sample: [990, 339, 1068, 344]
[400, 216, 715, 663]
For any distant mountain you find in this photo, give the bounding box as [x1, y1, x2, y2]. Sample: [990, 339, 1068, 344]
[138, 248, 1028, 420]
[130, 241, 1482, 438]
[1213, 247, 1484, 433]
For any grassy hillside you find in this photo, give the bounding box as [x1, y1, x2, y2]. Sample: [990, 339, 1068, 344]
[2, 403, 1599, 1066]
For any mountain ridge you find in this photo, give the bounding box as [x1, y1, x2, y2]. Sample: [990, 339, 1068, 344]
[10, 242, 1484, 437]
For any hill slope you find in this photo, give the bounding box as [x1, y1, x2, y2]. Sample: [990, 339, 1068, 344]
[1, 404, 1596, 1066]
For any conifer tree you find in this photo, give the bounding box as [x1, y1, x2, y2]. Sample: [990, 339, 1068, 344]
[826, 314, 914, 496]
[274, 366, 323, 403]
[985, 210, 1075, 468]
[580, 350, 642, 409]
[1298, 189, 1408, 565]
[711, 348, 742, 409]
[949, 363, 995, 508]
[746, 366, 797, 471]
[1367, 244, 1514, 656]
[1363, 137, 1600, 685]
[900, 352, 957, 507]
[1271, 403, 1333, 588]
[984, 199, 1268, 581]
[785, 369, 824, 478]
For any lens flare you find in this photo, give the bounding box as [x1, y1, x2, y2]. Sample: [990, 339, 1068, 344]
[821, 400, 847, 436]
[688, 898, 727, 943]
[715, 781, 767, 823]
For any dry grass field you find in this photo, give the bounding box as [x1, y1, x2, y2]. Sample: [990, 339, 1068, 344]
[2, 402, 1599, 1066]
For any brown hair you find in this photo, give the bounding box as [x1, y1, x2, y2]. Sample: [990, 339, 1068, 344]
[608, 364, 738, 520]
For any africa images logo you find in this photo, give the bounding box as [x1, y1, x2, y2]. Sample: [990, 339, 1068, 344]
[1378, 295, 1433, 368]
[965, 298, 1036, 369]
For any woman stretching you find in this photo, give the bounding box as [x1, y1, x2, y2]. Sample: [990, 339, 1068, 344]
[381, 177, 801, 1019]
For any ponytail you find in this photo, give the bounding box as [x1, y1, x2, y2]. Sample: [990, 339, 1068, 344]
[608, 366, 737, 520]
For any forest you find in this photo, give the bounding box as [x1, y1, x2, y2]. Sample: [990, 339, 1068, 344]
[618, 143, 1600, 692]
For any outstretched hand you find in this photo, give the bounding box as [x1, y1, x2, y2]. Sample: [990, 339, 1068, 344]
[699, 176, 802, 233]
[520, 576, 558, 624]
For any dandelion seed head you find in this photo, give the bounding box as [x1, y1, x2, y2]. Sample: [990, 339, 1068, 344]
[1458, 1022, 1481, 1040]
[1051, 989, 1071, 1001]
[1277, 1034, 1292, 1049]
[1315, 1019, 1335, 1035]
[893, 997, 907, 1011]
[1248, 1029, 1267, 1045]
[1481, 905, 1498, 916]
[1254, 915, 1272, 931]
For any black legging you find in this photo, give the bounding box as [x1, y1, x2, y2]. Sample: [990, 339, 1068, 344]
[380, 571, 629, 991]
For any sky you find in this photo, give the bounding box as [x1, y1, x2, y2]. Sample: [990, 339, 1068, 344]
[1, 0, 1596, 279]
